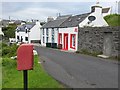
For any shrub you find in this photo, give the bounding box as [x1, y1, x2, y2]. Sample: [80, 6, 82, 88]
[2, 43, 18, 57]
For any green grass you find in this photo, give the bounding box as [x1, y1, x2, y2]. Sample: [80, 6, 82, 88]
[0, 58, 2, 89]
[104, 14, 120, 26]
[2, 55, 63, 88]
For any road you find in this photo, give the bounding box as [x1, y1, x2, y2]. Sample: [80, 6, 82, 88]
[35, 46, 118, 88]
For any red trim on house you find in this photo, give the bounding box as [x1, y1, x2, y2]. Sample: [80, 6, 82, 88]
[63, 33, 68, 50]
[70, 34, 76, 49]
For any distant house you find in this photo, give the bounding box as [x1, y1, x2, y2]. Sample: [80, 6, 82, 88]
[0, 18, 4, 36]
[0, 19, 4, 41]
[15, 21, 41, 44]
[41, 3, 109, 51]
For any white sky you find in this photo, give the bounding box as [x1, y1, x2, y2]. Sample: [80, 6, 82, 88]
[1, 0, 120, 21]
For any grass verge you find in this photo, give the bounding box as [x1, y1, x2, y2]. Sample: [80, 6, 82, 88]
[2, 55, 63, 88]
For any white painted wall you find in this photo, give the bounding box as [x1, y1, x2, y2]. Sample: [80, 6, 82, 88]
[79, 6, 109, 27]
[41, 28, 58, 46]
[59, 27, 78, 51]
[29, 22, 41, 43]
[15, 31, 27, 43]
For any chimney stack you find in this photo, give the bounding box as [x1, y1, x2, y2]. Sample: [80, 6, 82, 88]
[47, 16, 54, 22]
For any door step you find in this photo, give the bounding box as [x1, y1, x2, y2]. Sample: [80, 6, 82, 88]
[97, 55, 109, 59]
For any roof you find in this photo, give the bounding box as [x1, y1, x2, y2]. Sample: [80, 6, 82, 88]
[102, 8, 110, 13]
[41, 17, 69, 28]
[42, 13, 90, 28]
[16, 23, 35, 31]
[60, 13, 90, 27]
[56, 15, 72, 20]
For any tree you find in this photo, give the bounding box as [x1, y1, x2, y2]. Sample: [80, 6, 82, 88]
[2, 24, 17, 40]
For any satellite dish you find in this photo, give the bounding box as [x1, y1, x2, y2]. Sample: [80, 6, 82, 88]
[88, 16, 96, 21]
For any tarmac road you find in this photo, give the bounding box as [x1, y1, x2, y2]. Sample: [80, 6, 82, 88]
[35, 46, 118, 88]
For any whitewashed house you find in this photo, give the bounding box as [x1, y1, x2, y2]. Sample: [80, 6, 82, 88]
[41, 15, 71, 47]
[15, 21, 41, 44]
[41, 3, 109, 51]
[58, 13, 89, 51]
[79, 3, 109, 27]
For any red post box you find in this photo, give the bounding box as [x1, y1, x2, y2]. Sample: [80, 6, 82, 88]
[17, 44, 34, 71]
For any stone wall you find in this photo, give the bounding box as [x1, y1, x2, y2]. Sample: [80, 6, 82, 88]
[78, 27, 120, 57]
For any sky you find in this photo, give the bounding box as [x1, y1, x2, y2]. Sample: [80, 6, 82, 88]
[1, 0, 120, 21]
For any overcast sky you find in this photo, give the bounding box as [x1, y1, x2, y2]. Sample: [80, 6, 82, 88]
[1, 1, 119, 21]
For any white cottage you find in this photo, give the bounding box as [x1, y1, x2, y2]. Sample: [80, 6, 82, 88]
[58, 13, 89, 51]
[15, 21, 41, 44]
[41, 15, 71, 47]
[79, 3, 109, 27]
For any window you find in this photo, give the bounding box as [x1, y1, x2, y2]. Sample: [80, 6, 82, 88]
[17, 36, 19, 40]
[25, 29, 27, 33]
[58, 33, 62, 44]
[46, 28, 49, 36]
[25, 37, 28, 41]
[21, 36, 23, 42]
[46, 37, 49, 43]
[72, 35, 75, 47]
[43, 36, 45, 43]
[52, 28, 54, 43]
[70, 34, 76, 49]
[43, 29, 44, 35]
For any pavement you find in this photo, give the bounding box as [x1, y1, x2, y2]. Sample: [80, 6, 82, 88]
[35, 46, 118, 88]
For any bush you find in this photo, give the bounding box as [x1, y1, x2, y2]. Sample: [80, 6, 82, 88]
[2, 43, 18, 57]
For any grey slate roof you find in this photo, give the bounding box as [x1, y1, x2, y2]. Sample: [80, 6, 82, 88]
[41, 18, 69, 28]
[60, 13, 90, 27]
[41, 13, 90, 28]
[16, 23, 35, 31]
[56, 15, 72, 20]
[102, 8, 110, 13]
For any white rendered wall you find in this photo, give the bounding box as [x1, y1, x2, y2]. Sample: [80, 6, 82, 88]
[41, 28, 58, 46]
[79, 7, 109, 27]
[59, 27, 78, 51]
[15, 31, 28, 43]
[29, 23, 41, 43]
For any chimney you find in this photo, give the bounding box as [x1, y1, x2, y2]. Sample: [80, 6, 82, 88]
[35, 20, 40, 26]
[21, 21, 26, 25]
[47, 16, 54, 22]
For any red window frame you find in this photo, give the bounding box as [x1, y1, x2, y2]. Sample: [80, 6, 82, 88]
[70, 34, 76, 49]
[58, 33, 62, 44]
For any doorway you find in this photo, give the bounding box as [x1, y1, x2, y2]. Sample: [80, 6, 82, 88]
[64, 33, 68, 50]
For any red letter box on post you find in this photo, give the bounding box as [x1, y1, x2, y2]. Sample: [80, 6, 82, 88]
[17, 44, 34, 71]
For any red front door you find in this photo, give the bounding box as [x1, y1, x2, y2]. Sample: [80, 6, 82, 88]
[63, 33, 68, 50]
